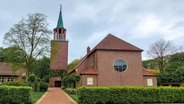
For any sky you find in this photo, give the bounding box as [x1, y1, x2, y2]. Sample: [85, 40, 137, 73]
[0, 0, 184, 63]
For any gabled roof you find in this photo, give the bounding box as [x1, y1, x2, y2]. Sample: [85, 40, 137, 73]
[91, 34, 143, 52]
[0, 62, 23, 76]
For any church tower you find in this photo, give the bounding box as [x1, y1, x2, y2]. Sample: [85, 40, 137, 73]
[49, 6, 68, 87]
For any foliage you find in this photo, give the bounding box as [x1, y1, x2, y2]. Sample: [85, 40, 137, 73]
[31, 56, 50, 82]
[39, 81, 48, 92]
[0, 85, 32, 104]
[0, 46, 25, 63]
[3, 13, 52, 76]
[69, 94, 79, 103]
[50, 70, 67, 79]
[78, 86, 184, 104]
[62, 74, 81, 88]
[31, 92, 45, 104]
[144, 52, 184, 84]
[67, 59, 80, 69]
[50, 41, 60, 63]
[158, 66, 184, 84]
[64, 88, 77, 94]
[0, 47, 4, 62]
[28, 74, 37, 83]
[147, 39, 182, 72]
[143, 59, 158, 69]
[2, 80, 28, 86]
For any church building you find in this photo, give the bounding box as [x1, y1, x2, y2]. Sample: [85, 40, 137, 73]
[49, 7, 157, 87]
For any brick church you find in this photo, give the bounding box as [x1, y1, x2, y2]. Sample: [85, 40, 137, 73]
[49, 7, 157, 87]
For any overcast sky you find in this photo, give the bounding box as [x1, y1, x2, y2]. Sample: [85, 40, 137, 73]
[0, 0, 184, 63]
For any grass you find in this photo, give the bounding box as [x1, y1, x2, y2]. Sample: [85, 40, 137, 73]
[69, 94, 78, 102]
[31, 92, 45, 104]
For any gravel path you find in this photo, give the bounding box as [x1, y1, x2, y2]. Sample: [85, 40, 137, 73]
[36, 88, 77, 104]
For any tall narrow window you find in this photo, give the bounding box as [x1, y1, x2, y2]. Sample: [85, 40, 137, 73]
[147, 78, 153, 86]
[59, 29, 61, 34]
[87, 77, 93, 85]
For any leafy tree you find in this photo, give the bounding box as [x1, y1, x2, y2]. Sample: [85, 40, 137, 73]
[31, 56, 50, 82]
[67, 59, 80, 69]
[0, 46, 25, 63]
[63, 74, 81, 88]
[0, 47, 5, 62]
[3, 13, 52, 76]
[143, 59, 158, 69]
[156, 52, 184, 84]
[147, 39, 182, 72]
[158, 66, 184, 84]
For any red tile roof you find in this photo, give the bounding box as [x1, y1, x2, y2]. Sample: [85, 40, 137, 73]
[80, 67, 98, 75]
[0, 62, 23, 76]
[90, 34, 143, 53]
[143, 69, 157, 76]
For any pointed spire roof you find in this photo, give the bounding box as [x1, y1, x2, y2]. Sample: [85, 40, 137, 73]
[57, 5, 64, 28]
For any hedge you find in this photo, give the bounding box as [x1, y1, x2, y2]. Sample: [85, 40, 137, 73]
[78, 86, 184, 104]
[0, 85, 32, 104]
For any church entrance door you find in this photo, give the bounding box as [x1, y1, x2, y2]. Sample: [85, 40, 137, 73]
[55, 81, 61, 87]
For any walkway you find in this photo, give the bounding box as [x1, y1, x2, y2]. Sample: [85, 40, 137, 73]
[36, 88, 77, 104]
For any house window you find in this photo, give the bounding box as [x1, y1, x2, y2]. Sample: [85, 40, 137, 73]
[114, 59, 127, 72]
[0, 78, 4, 84]
[89, 54, 95, 67]
[147, 78, 153, 86]
[7, 77, 14, 82]
[87, 77, 93, 85]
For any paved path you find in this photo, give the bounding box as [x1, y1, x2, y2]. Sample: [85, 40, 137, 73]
[36, 88, 77, 104]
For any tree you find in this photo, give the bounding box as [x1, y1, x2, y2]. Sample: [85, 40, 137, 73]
[147, 39, 182, 72]
[3, 13, 52, 76]
[0, 47, 5, 62]
[67, 59, 80, 69]
[0, 46, 25, 63]
[62, 74, 81, 88]
[31, 56, 50, 82]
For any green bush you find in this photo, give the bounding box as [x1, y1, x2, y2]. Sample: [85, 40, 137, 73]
[28, 74, 37, 83]
[64, 88, 77, 94]
[0, 85, 32, 104]
[40, 81, 48, 92]
[2, 80, 28, 86]
[78, 86, 184, 104]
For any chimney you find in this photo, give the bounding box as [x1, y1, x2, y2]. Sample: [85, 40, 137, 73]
[87, 46, 90, 54]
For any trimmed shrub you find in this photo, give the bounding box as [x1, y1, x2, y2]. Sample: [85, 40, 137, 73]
[64, 88, 77, 94]
[0, 85, 32, 104]
[2, 80, 28, 86]
[78, 86, 184, 104]
[40, 81, 48, 92]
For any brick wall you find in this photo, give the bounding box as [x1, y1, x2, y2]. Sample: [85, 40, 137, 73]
[96, 50, 143, 86]
[50, 40, 68, 70]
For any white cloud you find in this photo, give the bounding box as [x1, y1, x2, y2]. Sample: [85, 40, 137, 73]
[85, 31, 108, 48]
[132, 14, 161, 39]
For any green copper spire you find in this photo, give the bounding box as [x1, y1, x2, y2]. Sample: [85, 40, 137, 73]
[57, 5, 64, 28]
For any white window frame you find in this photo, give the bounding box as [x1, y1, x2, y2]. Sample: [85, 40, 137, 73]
[87, 77, 93, 85]
[147, 78, 153, 86]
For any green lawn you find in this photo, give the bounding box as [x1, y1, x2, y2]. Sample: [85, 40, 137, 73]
[69, 94, 78, 102]
[31, 92, 45, 104]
